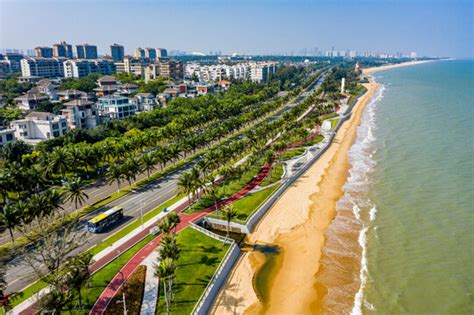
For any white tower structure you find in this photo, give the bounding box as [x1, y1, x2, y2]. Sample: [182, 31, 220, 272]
[341, 77, 346, 94]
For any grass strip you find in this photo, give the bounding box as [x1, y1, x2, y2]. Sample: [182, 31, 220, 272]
[155, 228, 230, 315]
[279, 148, 306, 161]
[210, 184, 281, 223]
[304, 135, 324, 147]
[260, 162, 283, 187]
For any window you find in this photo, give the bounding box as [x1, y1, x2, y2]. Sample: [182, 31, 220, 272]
[6, 134, 13, 141]
[61, 121, 67, 128]
[53, 131, 60, 137]
[52, 123, 58, 130]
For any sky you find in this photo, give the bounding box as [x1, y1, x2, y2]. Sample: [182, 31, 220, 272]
[0, 0, 472, 58]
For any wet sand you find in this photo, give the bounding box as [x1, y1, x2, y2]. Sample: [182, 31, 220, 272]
[211, 81, 379, 315]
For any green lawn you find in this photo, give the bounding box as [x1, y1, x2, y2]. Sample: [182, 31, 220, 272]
[185, 164, 264, 214]
[320, 112, 338, 120]
[260, 162, 283, 187]
[279, 148, 306, 161]
[305, 135, 324, 146]
[331, 118, 340, 129]
[210, 184, 281, 223]
[155, 228, 230, 315]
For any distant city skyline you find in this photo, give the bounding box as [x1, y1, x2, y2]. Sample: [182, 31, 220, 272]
[1, 0, 472, 58]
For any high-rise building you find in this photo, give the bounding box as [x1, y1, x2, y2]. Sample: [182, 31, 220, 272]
[110, 44, 125, 61]
[157, 48, 168, 57]
[34, 46, 53, 58]
[144, 48, 157, 60]
[20, 57, 66, 78]
[410, 52, 417, 59]
[53, 41, 73, 58]
[76, 44, 98, 59]
[134, 47, 145, 58]
[3, 53, 24, 73]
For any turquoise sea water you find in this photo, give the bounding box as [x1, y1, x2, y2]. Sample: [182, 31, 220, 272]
[359, 60, 474, 314]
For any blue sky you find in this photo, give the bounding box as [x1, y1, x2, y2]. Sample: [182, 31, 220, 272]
[0, 0, 472, 57]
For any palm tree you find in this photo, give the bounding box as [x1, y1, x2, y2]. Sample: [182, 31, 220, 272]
[159, 218, 172, 235]
[63, 177, 89, 209]
[43, 189, 64, 213]
[154, 257, 175, 315]
[48, 147, 71, 179]
[64, 253, 93, 310]
[222, 205, 237, 239]
[167, 212, 181, 235]
[0, 203, 20, 243]
[207, 184, 221, 211]
[106, 165, 123, 192]
[141, 153, 156, 178]
[122, 158, 141, 187]
[177, 172, 194, 205]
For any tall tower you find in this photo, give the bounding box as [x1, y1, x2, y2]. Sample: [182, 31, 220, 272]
[341, 77, 345, 94]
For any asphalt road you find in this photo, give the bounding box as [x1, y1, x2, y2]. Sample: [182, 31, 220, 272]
[4, 71, 327, 294]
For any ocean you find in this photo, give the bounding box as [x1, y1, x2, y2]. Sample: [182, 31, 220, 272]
[317, 60, 473, 314]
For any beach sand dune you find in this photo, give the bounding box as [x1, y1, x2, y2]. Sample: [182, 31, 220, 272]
[211, 81, 379, 315]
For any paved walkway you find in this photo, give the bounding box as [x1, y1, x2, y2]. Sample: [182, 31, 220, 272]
[89, 166, 270, 314]
[139, 251, 160, 315]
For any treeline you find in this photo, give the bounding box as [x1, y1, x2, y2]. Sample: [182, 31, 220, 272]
[0, 66, 316, 242]
[321, 63, 361, 95]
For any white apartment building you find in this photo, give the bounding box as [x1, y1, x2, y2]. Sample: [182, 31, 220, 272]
[20, 57, 66, 78]
[97, 95, 136, 120]
[61, 99, 98, 129]
[0, 128, 15, 147]
[185, 62, 275, 83]
[250, 62, 277, 82]
[63, 59, 116, 78]
[115, 58, 147, 77]
[11, 111, 68, 144]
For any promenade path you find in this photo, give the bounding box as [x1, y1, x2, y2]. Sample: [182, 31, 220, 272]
[89, 165, 269, 314]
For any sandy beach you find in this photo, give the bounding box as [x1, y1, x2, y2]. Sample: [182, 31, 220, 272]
[362, 59, 435, 74]
[210, 60, 436, 315]
[211, 79, 379, 314]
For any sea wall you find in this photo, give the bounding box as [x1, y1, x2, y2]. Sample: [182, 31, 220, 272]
[245, 113, 351, 233]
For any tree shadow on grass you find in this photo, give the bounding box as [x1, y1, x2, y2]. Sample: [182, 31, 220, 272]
[199, 255, 219, 266]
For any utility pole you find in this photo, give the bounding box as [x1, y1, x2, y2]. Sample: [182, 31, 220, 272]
[132, 189, 144, 229]
[122, 292, 127, 315]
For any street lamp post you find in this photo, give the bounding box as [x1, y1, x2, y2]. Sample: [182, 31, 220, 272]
[132, 190, 144, 229]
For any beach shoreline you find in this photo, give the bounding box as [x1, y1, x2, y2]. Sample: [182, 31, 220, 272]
[210, 60, 428, 315]
[362, 59, 436, 74]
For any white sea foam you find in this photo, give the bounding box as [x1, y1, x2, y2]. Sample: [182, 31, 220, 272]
[347, 85, 384, 315]
[369, 206, 377, 221]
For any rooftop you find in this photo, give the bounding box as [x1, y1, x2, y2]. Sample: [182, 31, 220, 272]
[25, 111, 62, 121]
[98, 75, 117, 82]
[64, 99, 95, 107]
